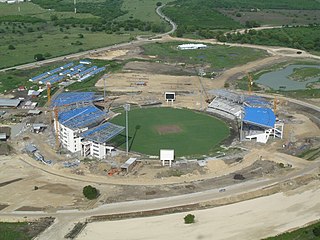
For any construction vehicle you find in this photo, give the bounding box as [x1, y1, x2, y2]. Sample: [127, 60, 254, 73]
[108, 168, 120, 176]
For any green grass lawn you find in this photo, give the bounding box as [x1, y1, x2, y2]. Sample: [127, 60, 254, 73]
[0, 222, 31, 240]
[289, 67, 320, 81]
[263, 220, 320, 240]
[117, 0, 172, 23]
[0, 2, 98, 20]
[0, 30, 132, 69]
[141, 42, 268, 70]
[110, 107, 230, 157]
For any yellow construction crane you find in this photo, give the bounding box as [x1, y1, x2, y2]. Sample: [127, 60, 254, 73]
[46, 82, 51, 106]
[46, 82, 60, 151]
[274, 96, 279, 114]
[247, 73, 253, 95]
[53, 107, 60, 151]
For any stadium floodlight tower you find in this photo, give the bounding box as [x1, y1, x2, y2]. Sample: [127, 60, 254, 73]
[123, 103, 130, 155]
[74, 0, 77, 13]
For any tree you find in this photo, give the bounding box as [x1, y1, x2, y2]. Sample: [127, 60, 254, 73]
[8, 45, 15, 50]
[313, 226, 320, 237]
[34, 53, 45, 61]
[184, 214, 195, 224]
[78, 33, 84, 38]
[156, 2, 162, 7]
[234, 174, 245, 180]
[83, 185, 99, 200]
[50, 15, 58, 21]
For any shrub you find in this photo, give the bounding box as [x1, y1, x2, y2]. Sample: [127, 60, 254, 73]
[184, 214, 195, 224]
[8, 45, 15, 50]
[234, 174, 245, 180]
[313, 226, 320, 237]
[83, 185, 99, 200]
[34, 53, 45, 61]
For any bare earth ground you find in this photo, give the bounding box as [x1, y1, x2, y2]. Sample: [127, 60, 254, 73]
[77, 181, 320, 240]
[0, 43, 317, 213]
[0, 35, 320, 239]
[155, 124, 182, 135]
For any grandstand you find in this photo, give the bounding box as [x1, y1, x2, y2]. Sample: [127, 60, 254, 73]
[52, 91, 123, 159]
[207, 89, 283, 143]
[51, 92, 103, 107]
[80, 122, 124, 159]
[241, 107, 283, 143]
[55, 104, 115, 153]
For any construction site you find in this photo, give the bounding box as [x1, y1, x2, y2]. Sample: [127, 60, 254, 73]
[0, 38, 319, 240]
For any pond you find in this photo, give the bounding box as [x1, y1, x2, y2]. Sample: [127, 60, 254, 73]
[256, 64, 320, 91]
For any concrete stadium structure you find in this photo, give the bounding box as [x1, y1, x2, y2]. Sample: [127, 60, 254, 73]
[52, 92, 124, 159]
[207, 89, 284, 143]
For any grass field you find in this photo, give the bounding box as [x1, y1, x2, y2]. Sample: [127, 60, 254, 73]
[163, 2, 241, 30]
[117, 0, 171, 23]
[0, 29, 133, 69]
[141, 42, 268, 70]
[0, 222, 31, 240]
[289, 67, 320, 81]
[110, 107, 230, 157]
[219, 9, 320, 26]
[263, 220, 320, 240]
[0, 1, 167, 69]
[0, 2, 97, 20]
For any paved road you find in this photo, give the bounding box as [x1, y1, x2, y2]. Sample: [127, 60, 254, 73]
[1, 6, 320, 240]
[1, 157, 319, 240]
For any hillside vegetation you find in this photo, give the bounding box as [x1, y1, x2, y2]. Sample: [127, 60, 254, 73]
[162, 0, 320, 37]
[218, 25, 320, 54]
[0, 0, 168, 68]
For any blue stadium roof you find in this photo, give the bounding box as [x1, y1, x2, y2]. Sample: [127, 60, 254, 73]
[58, 105, 107, 130]
[51, 92, 103, 107]
[243, 107, 276, 128]
[80, 122, 124, 143]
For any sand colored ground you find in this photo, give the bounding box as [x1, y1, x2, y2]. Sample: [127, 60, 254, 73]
[77, 181, 320, 240]
[90, 50, 129, 60]
[283, 113, 320, 141]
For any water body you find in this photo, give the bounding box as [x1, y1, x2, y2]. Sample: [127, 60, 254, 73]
[256, 64, 320, 91]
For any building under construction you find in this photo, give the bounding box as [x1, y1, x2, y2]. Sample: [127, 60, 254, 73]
[51, 92, 124, 159]
[207, 89, 284, 143]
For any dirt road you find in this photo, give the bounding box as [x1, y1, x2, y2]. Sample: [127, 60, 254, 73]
[77, 181, 320, 240]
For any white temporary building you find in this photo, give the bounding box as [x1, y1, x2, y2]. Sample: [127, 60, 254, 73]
[177, 44, 207, 50]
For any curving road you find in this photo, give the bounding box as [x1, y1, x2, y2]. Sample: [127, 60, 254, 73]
[0, 6, 320, 240]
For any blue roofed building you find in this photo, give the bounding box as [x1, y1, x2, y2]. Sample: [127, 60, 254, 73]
[51, 92, 103, 107]
[53, 92, 123, 158]
[241, 107, 283, 143]
[80, 122, 124, 159]
[55, 105, 110, 153]
[243, 107, 275, 129]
